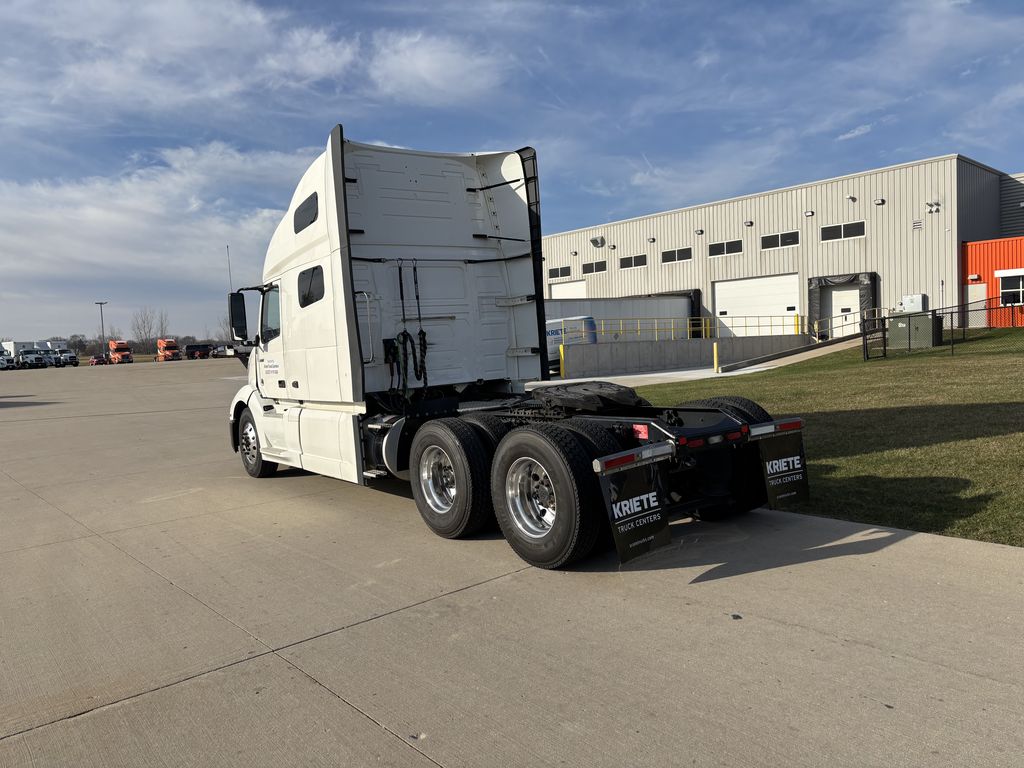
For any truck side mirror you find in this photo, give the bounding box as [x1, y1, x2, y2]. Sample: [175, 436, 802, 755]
[229, 292, 248, 342]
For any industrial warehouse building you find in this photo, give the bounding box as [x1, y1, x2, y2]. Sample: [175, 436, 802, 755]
[542, 155, 1024, 337]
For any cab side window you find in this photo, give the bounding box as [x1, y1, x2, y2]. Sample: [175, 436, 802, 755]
[298, 266, 324, 308]
[261, 285, 281, 342]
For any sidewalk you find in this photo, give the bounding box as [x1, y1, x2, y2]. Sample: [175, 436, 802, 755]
[532, 337, 862, 389]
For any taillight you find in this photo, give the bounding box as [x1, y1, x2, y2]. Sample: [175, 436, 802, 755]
[687, 437, 705, 448]
[726, 431, 743, 441]
[604, 453, 638, 470]
[778, 420, 802, 431]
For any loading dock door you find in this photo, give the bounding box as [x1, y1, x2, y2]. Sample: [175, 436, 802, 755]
[822, 286, 862, 337]
[712, 274, 800, 337]
[550, 280, 587, 299]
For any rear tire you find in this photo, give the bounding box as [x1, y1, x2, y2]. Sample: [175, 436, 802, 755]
[459, 413, 512, 454]
[491, 424, 602, 569]
[410, 418, 493, 539]
[239, 408, 277, 478]
[712, 396, 772, 424]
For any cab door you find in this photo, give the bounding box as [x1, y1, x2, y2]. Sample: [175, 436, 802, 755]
[256, 283, 286, 396]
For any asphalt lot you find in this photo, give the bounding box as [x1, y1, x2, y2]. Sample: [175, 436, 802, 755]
[1, 360, 1022, 767]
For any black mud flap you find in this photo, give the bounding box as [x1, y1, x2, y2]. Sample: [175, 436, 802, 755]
[597, 457, 673, 564]
[759, 432, 810, 506]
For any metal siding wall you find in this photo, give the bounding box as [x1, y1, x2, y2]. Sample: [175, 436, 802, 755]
[544, 157, 964, 316]
[957, 158, 1001, 244]
[1000, 173, 1024, 237]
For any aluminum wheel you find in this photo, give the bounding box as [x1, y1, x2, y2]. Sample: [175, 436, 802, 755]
[241, 421, 259, 465]
[504, 456, 557, 539]
[419, 445, 457, 515]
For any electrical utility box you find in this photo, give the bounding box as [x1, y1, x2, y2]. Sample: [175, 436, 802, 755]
[900, 294, 927, 313]
[888, 311, 942, 349]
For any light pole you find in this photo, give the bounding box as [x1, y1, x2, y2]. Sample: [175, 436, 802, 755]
[95, 301, 108, 359]
[226, 244, 233, 291]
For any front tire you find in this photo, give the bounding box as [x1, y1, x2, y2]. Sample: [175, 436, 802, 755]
[238, 408, 277, 478]
[410, 418, 493, 539]
[491, 424, 602, 569]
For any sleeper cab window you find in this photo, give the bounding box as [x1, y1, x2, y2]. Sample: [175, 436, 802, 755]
[294, 192, 318, 234]
[298, 265, 325, 308]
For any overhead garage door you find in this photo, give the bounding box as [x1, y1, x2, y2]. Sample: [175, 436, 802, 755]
[550, 280, 587, 299]
[713, 273, 800, 337]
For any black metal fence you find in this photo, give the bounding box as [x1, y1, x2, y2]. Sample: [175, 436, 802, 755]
[863, 298, 1024, 360]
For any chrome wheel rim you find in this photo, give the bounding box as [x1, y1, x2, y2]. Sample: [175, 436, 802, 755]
[505, 457, 557, 539]
[420, 445, 457, 514]
[241, 422, 259, 465]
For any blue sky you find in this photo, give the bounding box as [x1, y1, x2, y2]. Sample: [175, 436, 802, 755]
[1, 0, 1023, 339]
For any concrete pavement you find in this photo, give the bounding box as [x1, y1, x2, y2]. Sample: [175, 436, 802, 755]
[1, 360, 1021, 766]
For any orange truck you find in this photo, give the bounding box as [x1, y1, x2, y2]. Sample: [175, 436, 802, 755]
[108, 339, 134, 364]
[155, 338, 182, 362]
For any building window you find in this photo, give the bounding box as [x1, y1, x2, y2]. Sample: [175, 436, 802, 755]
[619, 254, 648, 269]
[582, 260, 607, 275]
[297, 266, 324, 308]
[661, 248, 693, 263]
[709, 240, 742, 257]
[548, 266, 571, 279]
[1000, 275, 1024, 306]
[760, 231, 800, 250]
[821, 221, 865, 241]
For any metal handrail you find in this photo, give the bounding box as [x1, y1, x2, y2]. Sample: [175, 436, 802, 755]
[548, 314, 806, 341]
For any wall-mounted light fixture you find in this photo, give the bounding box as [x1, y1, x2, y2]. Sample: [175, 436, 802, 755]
[873, 198, 886, 206]
[846, 195, 857, 202]
[646, 236, 656, 243]
[589, 236, 606, 247]
[804, 210, 815, 217]
[608, 244, 616, 250]
[570, 250, 578, 257]
[968, 273, 981, 281]
[743, 220, 754, 227]
[694, 228, 704, 235]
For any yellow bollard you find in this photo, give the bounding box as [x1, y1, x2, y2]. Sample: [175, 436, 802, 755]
[559, 343, 565, 378]
[793, 313, 800, 335]
[713, 341, 719, 373]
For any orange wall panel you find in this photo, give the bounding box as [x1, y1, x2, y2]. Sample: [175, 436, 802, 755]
[961, 236, 1024, 327]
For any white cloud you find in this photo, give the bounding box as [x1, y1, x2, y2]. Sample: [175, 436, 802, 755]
[367, 31, 510, 106]
[0, 143, 319, 337]
[0, 0, 359, 132]
[626, 132, 794, 213]
[836, 124, 873, 141]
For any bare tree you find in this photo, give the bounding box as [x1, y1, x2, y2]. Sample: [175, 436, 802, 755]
[157, 309, 170, 339]
[130, 307, 157, 353]
[217, 314, 232, 342]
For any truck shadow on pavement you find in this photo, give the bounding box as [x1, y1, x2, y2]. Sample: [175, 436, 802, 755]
[579, 469, 993, 582]
[0, 395, 59, 409]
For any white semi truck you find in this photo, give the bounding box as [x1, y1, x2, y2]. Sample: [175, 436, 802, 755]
[228, 126, 808, 568]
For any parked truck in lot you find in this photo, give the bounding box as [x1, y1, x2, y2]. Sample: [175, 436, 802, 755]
[184, 343, 213, 360]
[227, 126, 808, 568]
[108, 339, 133, 364]
[155, 338, 182, 362]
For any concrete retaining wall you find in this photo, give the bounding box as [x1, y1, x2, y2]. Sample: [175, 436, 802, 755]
[561, 335, 810, 378]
